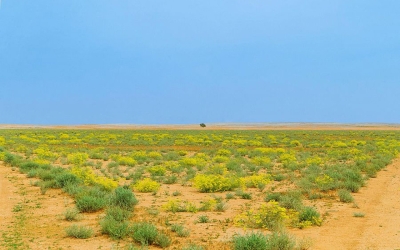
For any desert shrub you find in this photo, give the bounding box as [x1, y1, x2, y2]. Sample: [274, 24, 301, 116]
[36, 169, 56, 181]
[182, 244, 204, 250]
[163, 175, 178, 184]
[251, 156, 272, 166]
[148, 151, 163, 160]
[343, 181, 361, 193]
[206, 164, 228, 175]
[353, 212, 365, 217]
[163, 199, 198, 213]
[242, 174, 271, 188]
[155, 233, 171, 248]
[56, 172, 81, 188]
[76, 195, 106, 213]
[192, 174, 242, 192]
[216, 149, 231, 156]
[213, 155, 230, 163]
[19, 161, 40, 173]
[71, 166, 118, 191]
[100, 217, 130, 239]
[233, 232, 268, 250]
[105, 206, 132, 221]
[197, 215, 210, 223]
[267, 232, 296, 250]
[63, 182, 86, 197]
[64, 208, 80, 221]
[107, 161, 119, 168]
[265, 192, 282, 202]
[279, 191, 303, 211]
[109, 186, 138, 210]
[117, 156, 137, 167]
[3, 153, 21, 167]
[198, 198, 217, 211]
[226, 160, 244, 174]
[297, 207, 322, 228]
[148, 166, 167, 176]
[235, 201, 288, 231]
[131, 222, 158, 245]
[65, 224, 93, 239]
[171, 224, 190, 237]
[133, 178, 160, 193]
[236, 190, 252, 200]
[226, 193, 235, 200]
[67, 153, 89, 166]
[164, 151, 180, 161]
[215, 201, 228, 211]
[273, 174, 285, 182]
[315, 174, 336, 192]
[338, 189, 354, 203]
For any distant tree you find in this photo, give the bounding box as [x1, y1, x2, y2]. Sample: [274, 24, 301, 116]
[200, 123, 206, 128]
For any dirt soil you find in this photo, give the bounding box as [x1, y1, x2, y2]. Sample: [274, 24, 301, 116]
[2, 157, 400, 249]
[0, 165, 117, 250]
[291, 157, 400, 250]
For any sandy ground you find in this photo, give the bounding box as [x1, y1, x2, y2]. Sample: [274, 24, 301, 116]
[0, 165, 120, 250]
[291, 157, 400, 250]
[1, 158, 400, 249]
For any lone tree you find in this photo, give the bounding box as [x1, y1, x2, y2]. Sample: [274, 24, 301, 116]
[200, 123, 206, 128]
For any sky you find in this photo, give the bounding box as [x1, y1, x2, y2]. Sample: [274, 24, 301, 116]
[1, 1, 400, 125]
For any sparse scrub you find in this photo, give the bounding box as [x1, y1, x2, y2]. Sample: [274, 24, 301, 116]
[338, 189, 354, 203]
[100, 217, 130, 239]
[131, 222, 158, 245]
[76, 195, 106, 212]
[65, 224, 93, 239]
[64, 208, 80, 221]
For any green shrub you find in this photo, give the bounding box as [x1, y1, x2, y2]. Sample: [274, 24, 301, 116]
[182, 244, 205, 250]
[76, 195, 106, 212]
[65, 224, 93, 239]
[64, 208, 80, 221]
[100, 217, 130, 239]
[131, 222, 158, 245]
[338, 189, 354, 203]
[226, 193, 235, 200]
[215, 201, 228, 211]
[236, 190, 252, 200]
[267, 232, 296, 250]
[3, 153, 21, 167]
[197, 215, 210, 223]
[233, 232, 268, 250]
[279, 191, 303, 211]
[155, 233, 171, 248]
[298, 207, 322, 227]
[105, 206, 132, 222]
[170, 224, 190, 237]
[56, 172, 81, 188]
[20, 161, 40, 173]
[109, 186, 138, 210]
[163, 175, 178, 184]
[343, 181, 361, 193]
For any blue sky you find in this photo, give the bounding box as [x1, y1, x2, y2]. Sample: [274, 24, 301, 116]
[1, 1, 399, 125]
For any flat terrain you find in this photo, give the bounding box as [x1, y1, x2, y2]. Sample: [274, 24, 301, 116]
[2, 158, 400, 249]
[1, 123, 400, 130]
[1, 125, 400, 249]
